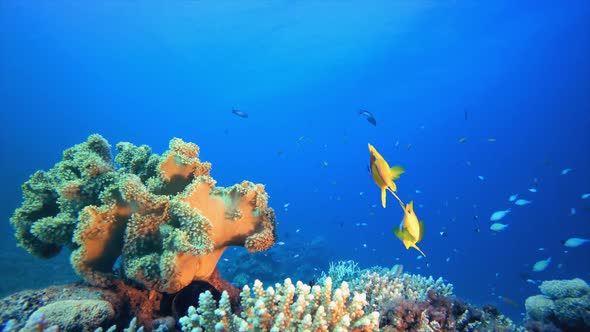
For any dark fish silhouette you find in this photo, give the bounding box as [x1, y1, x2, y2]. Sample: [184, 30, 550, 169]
[358, 110, 376, 126]
[232, 109, 249, 118]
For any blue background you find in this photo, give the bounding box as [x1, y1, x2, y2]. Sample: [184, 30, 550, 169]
[1, 0, 589, 322]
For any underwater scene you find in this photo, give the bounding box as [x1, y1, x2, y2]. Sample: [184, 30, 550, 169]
[1, 1, 589, 331]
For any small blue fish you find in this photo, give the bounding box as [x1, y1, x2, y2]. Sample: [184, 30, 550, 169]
[232, 108, 249, 118]
[490, 209, 511, 221]
[478, 175, 485, 180]
[562, 238, 589, 248]
[490, 223, 509, 231]
[581, 193, 590, 199]
[514, 199, 532, 206]
[509, 194, 519, 202]
[532, 257, 551, 272]
[529, 188, 537, 193]
[561, 168, 572, 175]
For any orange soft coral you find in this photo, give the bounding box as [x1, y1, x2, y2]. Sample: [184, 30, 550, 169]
[12, 135, 277, 294]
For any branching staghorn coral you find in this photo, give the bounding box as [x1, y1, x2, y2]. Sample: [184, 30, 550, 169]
[318, 260, 363, 287]
[321, 262, 453, 307]
[10, 135, 277, 293]
[179, 277, 380, 332]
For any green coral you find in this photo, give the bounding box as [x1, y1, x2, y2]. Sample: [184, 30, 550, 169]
[10, 134, 115, 258]
[525, 278, 590, 331]
[539, 278, 590, 299]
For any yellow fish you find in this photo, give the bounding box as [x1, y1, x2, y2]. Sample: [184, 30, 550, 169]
[392, 201, 426, 257]
[368, 143, 405, 208]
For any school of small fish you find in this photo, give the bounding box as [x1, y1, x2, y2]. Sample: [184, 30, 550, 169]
[262, 113, 587, 308]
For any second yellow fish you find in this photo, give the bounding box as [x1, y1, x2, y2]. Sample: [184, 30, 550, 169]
[392, 201, 426, 257]
[368, 143, 405, 208]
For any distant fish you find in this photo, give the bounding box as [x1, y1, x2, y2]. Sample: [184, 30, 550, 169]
[490, 209, 511, 221]
[283, 203, 290, 208]
[514, 199, 532, 206]
[532, 257, 551, 272]
[499, 296, 518, 308]
[487, 138, 497, 142]
[529, 188, 537, 193]
[407, 143, 412, 151]
[392, 264, 403, 278]
[358, 110, 377, 126]
[570, 207, 576, 215]
[458, 137, 467, 143]
[581, 193, 590, 199]
[474, 227, 481, 233]
[519, 272, 532, 281]
[562, 238, 590, 248]
[509, 194, 519, 202]
[478, 175, 485, 180]
[415, 189, 422, 194]
[231, 108, 249, 118]
[561, 168, 572, 175]
[440, 231, 448, 237]
[490, 223, 508, 232]
[277, 241, 286, 246]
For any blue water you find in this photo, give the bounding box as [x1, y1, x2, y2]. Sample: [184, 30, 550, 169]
[1, 0, 589, 323]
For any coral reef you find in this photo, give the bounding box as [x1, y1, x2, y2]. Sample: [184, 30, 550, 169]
[525, 278, 590, 332]
[0, 283, 123, 331]
[0, 262, 525, 332]
[9, 135, 277, 294]
[321, 262, 517, 332]
[178, 277, 380, 331]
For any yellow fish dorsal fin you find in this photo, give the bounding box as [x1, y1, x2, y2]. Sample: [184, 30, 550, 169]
[390, 165, 405, 180]
[417, 220, 425, 243]
[406, 200, 414, 213]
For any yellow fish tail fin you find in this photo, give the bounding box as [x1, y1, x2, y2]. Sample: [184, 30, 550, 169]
[387, 188, 405, 210]
[390, 165, 405, 180]
[381, 188, 387, 208]
[412, 244, 426, 257]
[417, 220, 425, 243]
